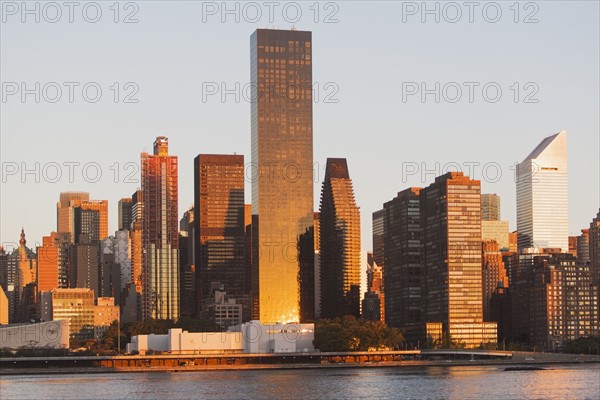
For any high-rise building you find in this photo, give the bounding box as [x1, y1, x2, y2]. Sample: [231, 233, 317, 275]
[37, 233, 72, 292]
[383, 187, 423, 330]
[70, 233, 100, 296]
[74, 200, 108, 244]
[250, 28, 314, 323]
[7, 229, 37, 323]
[194, 154, 247, 321]
[421, 172, 496, 347]
[363, 255, 384, 322]
[508, 231, 518, 253]
[527, 254, 599, 350]
[482, 240, 508, 322]
[99, 230, 131, 305]
[313, 212, 321, 319]
[0, 286, 8, 324]
[516, 131, 568, 252]
[122, 189, 144, 322]
[179, 208, 196, 318]
[319, 158, 361, 319]
[0, 247, 7, 292]
[57, 192, 90, 241]
[372, 209, 384, 267]
[130, 190, 144, 289]
[590, 210, 600, 284]
[118, 198, 133, 231]
[482, 220, 510, 250]
[577, 229, 590, 265]
[568, 236, 578, 258]
[481, 193, 501, 221]
[36, 233, 61, 293]
[141, 136, 179, 320]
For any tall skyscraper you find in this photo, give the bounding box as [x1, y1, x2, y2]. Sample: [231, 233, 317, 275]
[481, 193, 501, 221]
[141, 136, 179, 320]
[372, 209, 385, 267]
[516, 131, 568, 252]
[421, 172, 496, 347]
[194, 154, 247, 321]
[383, 187, 423, 330]
[118, 198, 133, 231]
[319, 158, 361, 319]
[57, 192, 90, 241]
[250, 29, 314, 323]
[179, 208, 196, 318]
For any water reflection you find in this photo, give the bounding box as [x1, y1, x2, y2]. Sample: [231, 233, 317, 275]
[1, 364, 598, 400]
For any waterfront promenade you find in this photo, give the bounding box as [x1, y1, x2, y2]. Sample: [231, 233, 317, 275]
[1, 350, 598, 375]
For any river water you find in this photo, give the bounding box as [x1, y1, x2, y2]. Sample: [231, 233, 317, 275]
[1, 364, 599, 399]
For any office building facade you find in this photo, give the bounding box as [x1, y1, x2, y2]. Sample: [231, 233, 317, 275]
[319, 158, 361, 319]
[250, 29, 314, 323]
[516, 131, 568, 252]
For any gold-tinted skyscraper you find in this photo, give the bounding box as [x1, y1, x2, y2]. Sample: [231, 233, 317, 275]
[251, 29, 314, 323]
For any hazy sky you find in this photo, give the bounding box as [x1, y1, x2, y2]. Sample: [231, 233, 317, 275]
[1, 1, 599, 252]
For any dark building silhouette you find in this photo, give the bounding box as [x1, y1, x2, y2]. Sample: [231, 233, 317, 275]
[118, 198, 133, 231]
[372, 209, 385, 267]
[179, 208, 196, 318]
[194, 154, 247, 322]
[383, 187, 422, 330]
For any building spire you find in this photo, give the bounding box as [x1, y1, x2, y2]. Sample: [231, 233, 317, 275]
[19, 227, 26, 246]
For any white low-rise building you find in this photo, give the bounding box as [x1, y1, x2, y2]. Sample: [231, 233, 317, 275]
[127, 321, 315, 355]
[0, 320, 69, 350]
[234, 321, 315, 353]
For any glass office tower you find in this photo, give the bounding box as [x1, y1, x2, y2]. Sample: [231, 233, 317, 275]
[250, 29, 314, 323]
[141, 136, 179, 320]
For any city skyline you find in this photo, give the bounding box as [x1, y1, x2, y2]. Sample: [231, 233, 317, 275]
[2, 3, 599, 251]
[1, 5, 599, 399]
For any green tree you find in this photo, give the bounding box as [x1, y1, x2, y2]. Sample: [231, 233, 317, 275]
[313, 316, 403, 352]
[564, 336, 600, 354]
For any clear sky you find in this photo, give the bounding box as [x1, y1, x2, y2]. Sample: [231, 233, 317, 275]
[1, 1, 599, 251]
